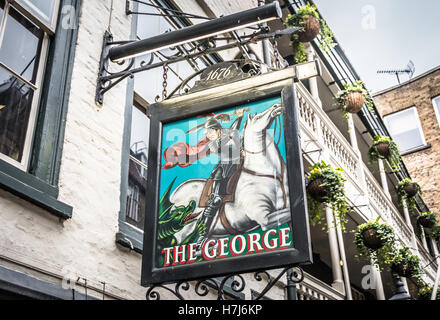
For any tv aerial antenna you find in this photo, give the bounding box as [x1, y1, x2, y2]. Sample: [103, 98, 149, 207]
[377, 60, 415, 85]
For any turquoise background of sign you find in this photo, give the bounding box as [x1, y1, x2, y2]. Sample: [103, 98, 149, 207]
[159, 96, 285, 197]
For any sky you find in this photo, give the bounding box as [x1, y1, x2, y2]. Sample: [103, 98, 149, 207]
[313, 0, 440, 93]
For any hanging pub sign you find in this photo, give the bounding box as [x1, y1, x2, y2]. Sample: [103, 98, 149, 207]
[141, 64, 312, 285]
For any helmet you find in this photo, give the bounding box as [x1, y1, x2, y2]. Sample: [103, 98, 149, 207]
[204, 118, 222, 133]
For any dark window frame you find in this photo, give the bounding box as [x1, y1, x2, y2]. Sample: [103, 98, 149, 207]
[0, 0, 82, 219]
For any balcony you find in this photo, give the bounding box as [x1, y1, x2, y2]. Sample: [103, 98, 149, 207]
[294, 78, 438, 297]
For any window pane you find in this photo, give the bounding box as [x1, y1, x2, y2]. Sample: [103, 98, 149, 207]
[392, 129, 425, 153]
[0, 7, 44, 84]
[386, 109, 418, 135]
[385, 108, 425, 152]
[433, 96, 440, 124]
[16, 0, 57, 26]
[0, 68, 35, 162]
[126, 105, 150, 230]
[434, 96, 440, 108]
[134, 1, 204, 102]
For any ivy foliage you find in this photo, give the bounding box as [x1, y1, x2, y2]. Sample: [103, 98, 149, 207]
[285, 2, 336, 64]
[306, 161, 349, 232]
[417, 211, 437, 227]
[354, 217, 396, 270]
[335, 81, 374, 120]
[390, 247, 424, 285]
[368, 136, 402, 172]
[397, 178, 422, 215]
[427, 224, 440, 240]
[418, 285, 440, 300]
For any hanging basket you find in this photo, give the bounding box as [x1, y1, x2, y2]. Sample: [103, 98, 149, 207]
[344, 92, 365, 113]
[297, 15, 321, 43]
[392, 263, 415, 278]
[362, 228, 385, 250]
[376, 142, 391, 159]
[418, 215, 436, 228]
[307, 178, 328, 203]
[403, 183, 418, 198]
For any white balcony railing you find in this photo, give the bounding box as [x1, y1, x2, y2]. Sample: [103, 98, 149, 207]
[296, 273, 345, 300]
[295, 81, 438, 282]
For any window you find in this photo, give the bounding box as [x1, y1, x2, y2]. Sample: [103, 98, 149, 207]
[118, 0, 215, 249]
[0, 0, 80, 218]
[384, 107, 426, 153]
[0, 0, 52, 169]
[433, 95, 440, 128]
[133, 0, 208, 102]
[125, 98, 149, 231]
[14, 0, 59, 32]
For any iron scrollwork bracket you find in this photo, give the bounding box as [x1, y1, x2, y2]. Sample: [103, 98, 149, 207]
[96, 31, 136, 106]
[95, 27, 303, 105]
[145, 265, 304, 300]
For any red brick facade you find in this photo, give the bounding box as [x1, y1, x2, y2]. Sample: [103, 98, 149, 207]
[373, 66, 440, 214]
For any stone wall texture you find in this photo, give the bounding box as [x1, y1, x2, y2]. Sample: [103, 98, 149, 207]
[373, 67, 440, 215]
[0, 0, 271, 300]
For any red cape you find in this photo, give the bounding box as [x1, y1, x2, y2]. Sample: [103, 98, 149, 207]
[162, 137, 211, 170]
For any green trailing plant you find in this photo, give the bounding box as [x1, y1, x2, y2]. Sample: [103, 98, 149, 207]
[306, 161, 349, 232]
[390, 247, 424, 284]
[285, 2, 336, 64]
[354, 217, 397, 269]
[397, 178, 422, 215]
[427, 224, 440, 240]
[291, 41, 307, 66]
[417, 211, 437, 228]
[335, 81, 374, 120]
[368, 136, 402, 172]
[418, 285, 440, 300]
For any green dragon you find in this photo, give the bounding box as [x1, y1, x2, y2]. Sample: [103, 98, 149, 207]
[157, 178, 206, 266]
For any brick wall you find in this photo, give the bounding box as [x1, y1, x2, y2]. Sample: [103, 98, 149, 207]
[373, 67, 440, 214]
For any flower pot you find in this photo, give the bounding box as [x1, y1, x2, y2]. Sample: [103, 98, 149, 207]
[362, 228, 385, 250]
[392, 263, 414, 278]
[403, 183, 418, 198]
[297, 15, 321, 43]
[418, 216, 436, 228]
[376, 142, 390, 159]
[307, 178, 328, 203]
[344, 92, 365, 113]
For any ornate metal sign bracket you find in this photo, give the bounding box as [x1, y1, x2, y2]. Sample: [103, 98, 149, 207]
[145, 265, 304, 300]
[95, 27, 303, 105]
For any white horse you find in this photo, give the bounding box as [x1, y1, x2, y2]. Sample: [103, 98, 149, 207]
[172, 103, 291, 243]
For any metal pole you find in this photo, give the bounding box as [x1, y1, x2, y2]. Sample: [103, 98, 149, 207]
[258, 0, 272, 68]
[335, 224, 353, 300]
[109, 2, 282, 61]
[286, 269, 297, 300]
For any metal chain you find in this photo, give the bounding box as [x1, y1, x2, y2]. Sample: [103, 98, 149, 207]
[162, 64, 169, 100]
[273, 39, 282, 69]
